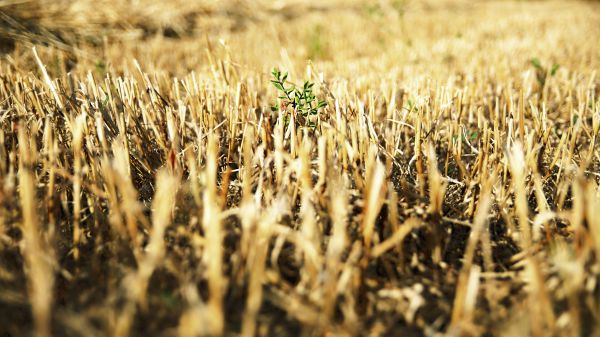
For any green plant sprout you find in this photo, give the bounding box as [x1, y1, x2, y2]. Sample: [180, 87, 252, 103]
[530, 57, 560, 88]
[270, 68, 327, 129]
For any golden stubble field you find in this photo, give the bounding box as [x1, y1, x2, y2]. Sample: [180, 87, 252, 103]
[1, 0, 600, 336]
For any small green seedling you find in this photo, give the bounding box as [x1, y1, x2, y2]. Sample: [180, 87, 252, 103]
[307, 25, 327, 60]
[530, 57, 560, 88]
[270, 68, 327, 129]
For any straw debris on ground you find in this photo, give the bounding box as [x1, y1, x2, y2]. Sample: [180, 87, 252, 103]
[0, 0, 600, 336]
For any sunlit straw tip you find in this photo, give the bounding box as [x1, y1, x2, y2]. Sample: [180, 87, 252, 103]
[508, 142, 526, 172]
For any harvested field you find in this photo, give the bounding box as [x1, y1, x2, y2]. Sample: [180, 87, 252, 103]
[1, 0, 600, 336]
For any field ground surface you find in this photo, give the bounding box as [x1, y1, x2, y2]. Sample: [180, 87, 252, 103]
[1, 0, 600, 336]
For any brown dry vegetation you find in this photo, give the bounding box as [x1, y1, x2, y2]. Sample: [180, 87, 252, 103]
[1, 0, 600, 336]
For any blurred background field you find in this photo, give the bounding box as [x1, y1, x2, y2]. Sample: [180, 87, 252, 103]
[2, 0, 598, 75]
[1, 1, 600, 337]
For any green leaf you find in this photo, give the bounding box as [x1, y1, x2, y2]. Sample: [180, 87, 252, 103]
[551, 64, 560, 76]
[268, 69, 326, 129]
[530, 58, 543, 70]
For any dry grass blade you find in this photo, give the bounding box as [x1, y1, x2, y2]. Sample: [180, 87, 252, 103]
[362, 158, 386, 251]
[18, 125, 54, 337]
[115, 169, 180, 337]
[451, 177, 492, 327]
[242, 198, 287, 337]
[203, 132, 224, 336]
